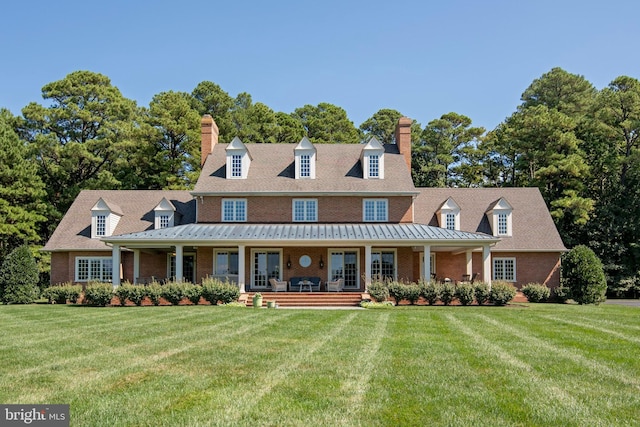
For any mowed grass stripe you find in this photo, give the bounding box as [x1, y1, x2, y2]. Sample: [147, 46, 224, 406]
[444, 312, 595, 426]
[540, 314, 640, 346]
[475, 313, 640, 391]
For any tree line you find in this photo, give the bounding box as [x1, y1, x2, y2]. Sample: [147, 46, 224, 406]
[1, 68, 638, 295]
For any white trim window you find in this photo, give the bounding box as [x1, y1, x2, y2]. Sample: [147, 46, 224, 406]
[498, 213, 508, 235]
[300, 154, 311, 178]
[214, 250, 239, 275]
[222, 199, 247, 222]
[445, 213, 456, 230]
[95, 215, 106, 236]
[158, 214, 170, 229]
[372, 249, 396, 280]
[363, 199, 388, 222]
[293, 199, 317, 222]
[493, 257, 516, 282]
[75, 257, 113, 282]
[231, 154, 242, 178]
[369, 155, 379, 178]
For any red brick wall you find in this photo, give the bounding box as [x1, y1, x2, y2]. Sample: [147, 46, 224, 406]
[197, 196, 413, 223]
[50, 252, 70, 285]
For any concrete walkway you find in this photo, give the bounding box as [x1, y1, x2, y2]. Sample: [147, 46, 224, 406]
[604, 299, 640, 307]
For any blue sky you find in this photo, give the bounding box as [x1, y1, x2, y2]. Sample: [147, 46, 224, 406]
[1, 0, 638, 132]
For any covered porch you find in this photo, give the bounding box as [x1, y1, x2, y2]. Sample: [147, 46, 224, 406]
[102, 223, 500, 291]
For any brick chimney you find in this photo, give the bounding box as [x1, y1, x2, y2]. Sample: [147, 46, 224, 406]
[200, 114, 219, 166]
[395, 117, 412, 171]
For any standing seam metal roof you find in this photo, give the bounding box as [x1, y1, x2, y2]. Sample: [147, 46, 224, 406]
[102, 223, 498, 244]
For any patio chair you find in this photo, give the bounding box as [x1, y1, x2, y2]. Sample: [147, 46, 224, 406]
[326, 278, 344, 292]
[269, 278, 288, 292]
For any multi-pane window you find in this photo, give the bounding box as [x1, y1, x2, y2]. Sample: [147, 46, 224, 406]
[369, 155, 379, 178]
[372, 250, 395, 280]
[364, 199, 388, 222]
[493, 257, 516, 281]
[76, 257, 113, 282]
[498, 213, 508, 235]
[215, 251, 239, 275]
[96, 215, 106, 236]
[222, 199, 246, 222]
[293, 199, 317, 222]
[231, 154, 242, 177]
[253, 250, 281, 288]
[445, 213, 456, 230]
[159, 214, 170, 229]
[330, 250, 358, 288]
[300, 154, 310, 178]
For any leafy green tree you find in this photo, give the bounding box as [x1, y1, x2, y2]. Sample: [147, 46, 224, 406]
[413, 112, 484, 187]
[360, 109, 404, 144]
[0, 110, 47, 258]
[273, 112, 305, 143]
[137, 91, 201, 189]
[561, 245, 607, 304]
[521, 67, 596, 117]
[191, 81, 235, 143]
[21, 71, 137, 224]
[293, 103, 361, 144]
[0, 245, 40, 304]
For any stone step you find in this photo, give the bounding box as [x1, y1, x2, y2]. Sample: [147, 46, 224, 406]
[244, 292, 363, 307]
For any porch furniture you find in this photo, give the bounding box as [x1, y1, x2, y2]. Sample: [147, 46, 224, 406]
[326, 278, 344, 292]
[471, 272, 480, 283]
[289, 277, 321, 292]
[461, 274, 471, 283]
[298, 280, 313, 292]
[269, 278, 288, 292]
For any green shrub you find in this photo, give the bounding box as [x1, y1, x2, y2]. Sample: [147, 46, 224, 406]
[562, 245, 607, 305]
[553, 285, 571, 303]
[360, 300, 394, 309]
[0, 245, 40, 304]
[474, 282, 490, 305]
[114, 283, 146, 306]
[161, 281, 192, 305]
[405, 283, 421, 305]
[201, 278, 240, 305]
[420, 280, 440, 305]
[440, 281, 456, 305]
[42, 284, 82, 304]
[387, 281, 407, 305]
[521, 283, 551, 303]
[184, 283, 202, 305]
[489, 281, 517, 306]
[84, 282, 114, 306]
[145, 282, 163, 306]
[367, 280, 389, 303]
[455, 282, 475, 306]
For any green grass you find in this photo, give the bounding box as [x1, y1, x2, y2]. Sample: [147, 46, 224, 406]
[1, 304, 639, 426]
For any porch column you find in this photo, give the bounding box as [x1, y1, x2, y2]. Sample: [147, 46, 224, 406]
[237, 244, 246, 293]
[423, 245, 431, 281]
[482, 244, 492, 288]
[465, 250, 473, 276]
[364, 244, 372, 288]
[133, 249, 140, 284]
[111, 244, 121, 288]
[175, 244, 184, 282]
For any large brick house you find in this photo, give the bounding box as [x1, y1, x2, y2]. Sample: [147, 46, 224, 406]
[43, 116, 566, 292]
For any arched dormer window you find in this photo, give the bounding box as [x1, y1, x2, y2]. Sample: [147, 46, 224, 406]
[154, 198, 176, 229]
[487, 198, 513, 237]
[361, 136, 385, 179]
[437, 197, 460, 230]
[294, 137, 317, 179]
[226, 137, 251, 179]
[90, 198, 122, 238]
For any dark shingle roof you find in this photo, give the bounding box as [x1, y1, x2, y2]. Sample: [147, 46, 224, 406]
[193, 143, 417, 195]
[43, 190, 195, 251]
[414, 187, 566, 251]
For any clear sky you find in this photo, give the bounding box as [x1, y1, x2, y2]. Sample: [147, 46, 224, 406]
[1, 0, 638, 132]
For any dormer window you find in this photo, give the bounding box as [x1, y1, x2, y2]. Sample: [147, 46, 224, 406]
[487, 198, 513, 237]
[294, 137, 317, 179]
[154, 198, 176, 229]
[226, 137, 251, 179]
[361, 137, 384, 179]
[437, 198, 460, 231]
[90, 198, 122, 238]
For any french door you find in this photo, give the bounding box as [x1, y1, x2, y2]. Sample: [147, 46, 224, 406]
[252, 250, 281, 288]
[330, 250, 359, 289]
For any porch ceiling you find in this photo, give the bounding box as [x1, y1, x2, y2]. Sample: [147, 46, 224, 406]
[102, 223, 499, 248]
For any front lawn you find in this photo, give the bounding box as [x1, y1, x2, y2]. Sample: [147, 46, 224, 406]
[0, 304, 638, 426]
